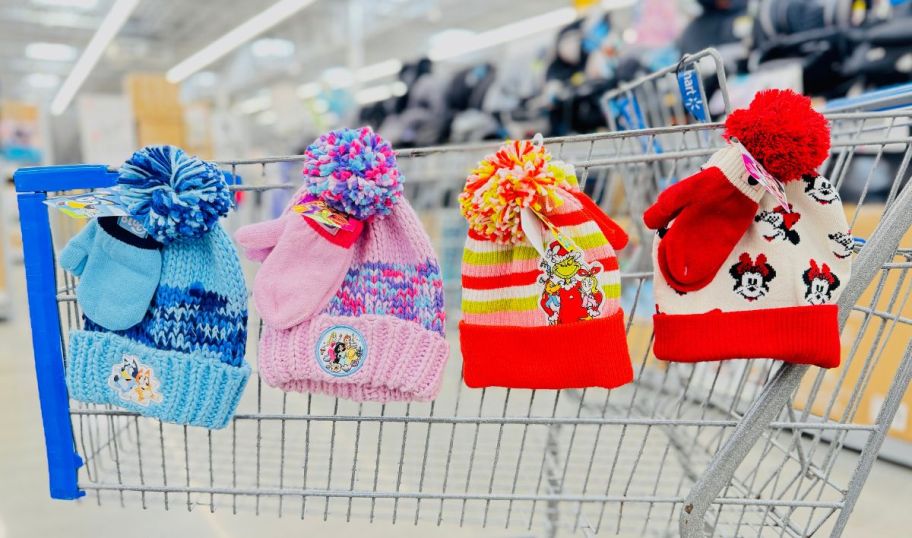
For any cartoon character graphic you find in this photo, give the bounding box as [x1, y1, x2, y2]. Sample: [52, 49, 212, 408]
[58, 194, 116, 219]
[538, 240, 604, 324]
[317, 326, 365, 376]
[754, 205, 801, 244]
[108, 354, 162, 406]
[803, 260, 841, 305]
[828, 231, 854, 259]
[110, 355, 139, 392]
[578, 267, 603, 318]
[729, 253, 776, 301]
[802, 175, 840, 205]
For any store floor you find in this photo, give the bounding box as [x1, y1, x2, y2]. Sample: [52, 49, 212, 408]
[0, 259, 909, 537]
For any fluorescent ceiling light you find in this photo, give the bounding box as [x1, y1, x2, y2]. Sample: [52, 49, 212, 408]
[26, 42, 78, 61]
[251, 37, 295, 58]
[428, 7, 577, 61]
[235, 94, 272, 115]
[356, 59, 402, 83]
[31, 0, 98, 9]
[166, 0, 317, 83]
[26, 73, 61, 88]
[50, 0, 138, 115]
[355, 81, 407, 105]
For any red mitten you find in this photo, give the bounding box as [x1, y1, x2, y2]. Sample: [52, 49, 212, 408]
[643, 146, 764, 293]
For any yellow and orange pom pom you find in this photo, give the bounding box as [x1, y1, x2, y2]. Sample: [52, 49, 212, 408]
[459, 138, 577, 244]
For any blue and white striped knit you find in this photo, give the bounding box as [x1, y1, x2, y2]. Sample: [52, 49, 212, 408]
[66, 224, 250, 429]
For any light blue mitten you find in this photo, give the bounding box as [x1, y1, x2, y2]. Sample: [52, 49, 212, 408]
[59, 216, 163, 330]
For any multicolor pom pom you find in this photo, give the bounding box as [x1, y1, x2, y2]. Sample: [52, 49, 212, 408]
[117, 145, 231, 244]
[459, 138, 578, 244]
[302, 127, 404, 221]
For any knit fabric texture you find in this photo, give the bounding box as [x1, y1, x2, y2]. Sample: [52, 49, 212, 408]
[460, 188, 633, 389]
[254, 200, 449, 402]
[66, 224, 251, 428]
[651, 145, 853, 368]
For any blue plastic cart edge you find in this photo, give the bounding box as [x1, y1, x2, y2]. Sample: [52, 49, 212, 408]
[14, 166, 100, 500]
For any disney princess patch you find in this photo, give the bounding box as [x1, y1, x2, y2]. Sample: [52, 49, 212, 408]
[108, 354, 162, 406]
[538, 240, 604, 325]
[316, 325, 366, 377]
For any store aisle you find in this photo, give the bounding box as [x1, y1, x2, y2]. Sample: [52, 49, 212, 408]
[0, 259, 908, 537]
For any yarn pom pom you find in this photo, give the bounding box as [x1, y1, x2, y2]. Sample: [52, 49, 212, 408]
[302, 127, 404, 220]
[459, 138, 578, 244]
[724, 89, 830, 182]
[117, 145, 231, 244]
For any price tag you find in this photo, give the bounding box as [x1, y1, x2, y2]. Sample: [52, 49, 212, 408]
[730, 139, 790, 212]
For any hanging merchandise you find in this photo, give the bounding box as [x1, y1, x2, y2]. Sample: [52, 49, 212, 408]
[237, 127, 449, 403]
[646, 89, 853, 368]
[459, 137, 633, 390]
[61, 146, 250, 429]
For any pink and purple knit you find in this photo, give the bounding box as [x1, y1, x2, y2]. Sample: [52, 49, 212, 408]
[258, 201, 449, 402]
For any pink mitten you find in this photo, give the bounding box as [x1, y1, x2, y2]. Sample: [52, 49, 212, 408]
[235, 217, 287, 262]
[235, 212, 363, 328]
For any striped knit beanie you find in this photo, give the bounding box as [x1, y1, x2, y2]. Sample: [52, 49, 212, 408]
[247, 127, 449, 402]
[647, 90, 852, 368]
[65, 146, 250, 429]
[459, 138, 633, 389]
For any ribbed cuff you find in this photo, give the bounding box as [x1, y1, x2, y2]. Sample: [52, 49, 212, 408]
[259, 314, 450, 403]
[653, 305, 841, 368]
[705, 146, 765, 203]
[67, 330, 250, 429]
[459, 310, 633, 389]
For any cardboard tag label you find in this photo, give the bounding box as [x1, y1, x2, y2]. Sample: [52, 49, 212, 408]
[45, 191, 130, 219]
[292, 196, 358, 235]
[520, 206, 580, 255]
[731, 140, 790, 211]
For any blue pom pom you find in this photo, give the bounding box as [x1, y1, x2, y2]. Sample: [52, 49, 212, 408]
[117, 146, 231, 244]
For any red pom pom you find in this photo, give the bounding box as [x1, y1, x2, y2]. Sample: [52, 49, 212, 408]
[724, 89, 830, 183]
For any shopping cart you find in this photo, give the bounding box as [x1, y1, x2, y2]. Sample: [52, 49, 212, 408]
[14, 63, 912, 537]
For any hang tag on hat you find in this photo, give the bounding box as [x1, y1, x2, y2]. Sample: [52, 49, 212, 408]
[44, 190, 130, 219]
[730, 139, 790, 212]
[292, 196, 359, 235]
[520, 206, 579, 258]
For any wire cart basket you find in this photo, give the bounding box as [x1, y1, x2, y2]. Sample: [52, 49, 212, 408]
[14, 51, 912, 537]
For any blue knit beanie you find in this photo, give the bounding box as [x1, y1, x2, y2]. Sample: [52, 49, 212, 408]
[65, 146, 249, 429]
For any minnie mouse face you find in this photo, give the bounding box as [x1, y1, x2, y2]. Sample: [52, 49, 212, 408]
[803, 175, 840, 205]
[729, 253, 776, 301]
[828, 232, 854, 259]
[803, 260, 841, 305]
[754, 206, 801, 245]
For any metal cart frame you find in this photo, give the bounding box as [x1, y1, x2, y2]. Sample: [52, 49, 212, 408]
[14, 55, 912, 537]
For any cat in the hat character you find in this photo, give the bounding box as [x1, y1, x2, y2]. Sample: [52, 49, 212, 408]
[803, 260, 841, 305]
[828, 232, 854, 259]
[803, 175, 840, 204]
[754, 205, 801, 245]
[539, 240, 602, 325]
[728, 253, 776, 301]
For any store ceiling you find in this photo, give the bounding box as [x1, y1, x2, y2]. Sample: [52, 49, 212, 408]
[0, 0, 560, 109]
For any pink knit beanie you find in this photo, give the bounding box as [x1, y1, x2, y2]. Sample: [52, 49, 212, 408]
[238, 127, 449, 402]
